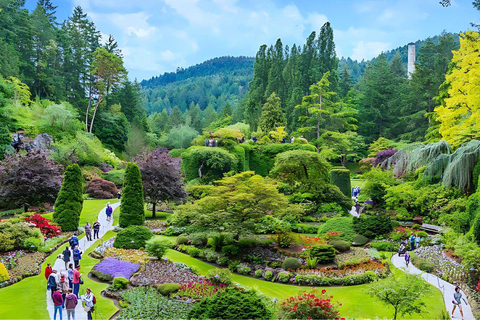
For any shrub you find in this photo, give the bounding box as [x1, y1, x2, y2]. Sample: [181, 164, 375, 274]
[276, 231, 293, 248]
[411, 255, 434, 273]
[282, 258, 302, 270]
[188, 247, 201, 258]
[188, 288, 272, 320]
[24, 214, 61, 238]
[353, 215, 393, 239]
[119, 162, 145, 228]
[254, 269, 263, 278]
[236, 264, 251, 275]
[103, 169, 125, 188]
[353, 234, 369, 246]
[85, 177, 118, 199]
[181, 147, 238, 181]
[205, 251, 218, 262]
[206, 268, 232, 285]
[221, 244, 240, 256]
[0, 262, 9, 282]
[318, 217, 355, 242]
[330, 167, 351, 197]
[363, 168, 396, 205]
[264, 270, 274, 281]
[217, 256, 230, 267]
[329, 239, 351, 252]
[111, 277, 129, 291]
[279, 289, 341, 320]
[306, 257, 318, 269]
[369, 241, 397, 252]
[211, 234, 227, 251]
[474, 210, 480, 245]
[190, 233, 208, 248]
[157, 283, 182, 296]
[114, 226, 153, 249]
[23, 237, 42, 252]
[237, 238, 258, 250]
[309, 245, 336, 264]
[163, 226, 186, 236]
[145, 237, 171, 259]
[176, 235, 189, 245]
[53, 164, 84, 231]
[277, 271, 291, 283]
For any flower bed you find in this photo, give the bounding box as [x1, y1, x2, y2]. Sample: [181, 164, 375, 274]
[0, 250, 26, 270]
[93, 257, 140, 281]
[178, 279, 228, 299]
[298, 261, 386, 278]
[294, 270, 384, 286]
[6, 251, 45, 284]
[24, 214, 61, 238]
[104, 247, 149, 264]
[279, 289, 343, 320]
[130, 260, 202, 286]
[335, 247, 371, 268]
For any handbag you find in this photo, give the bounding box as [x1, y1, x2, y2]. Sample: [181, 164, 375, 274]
[84, 306, 91, 312]
[79, 278, 84, 285]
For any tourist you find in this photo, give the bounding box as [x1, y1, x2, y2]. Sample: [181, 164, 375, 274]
[252, 136, 257, 143]
[93, 221, 100, 239]
[398, 243, 406, 256]
[45, 263, 53, 283]
[52, 287, 63, 320]
[81, 288, 96, 320]
[59, 274, 69, 308]
[105, 203, 113, 222]
[409, 233, 416, 251]
[290, 136, 294, 143]
[452, 287, 465, 319]
[62, 246, 71, 270]
[117, 191, 121, 199]
[72, 265, 82, 298]
[415, 234, 421, 249]
[84, 222, 92, 241]
[67, 263, 74, 289]
[355, 200, 361, 214]
[404, 251, 410, 267]
[72, 246, 82, 268]
[48, 270, 59, 296]
[65, 289, 78, 320]
[69, 234, 79, 249]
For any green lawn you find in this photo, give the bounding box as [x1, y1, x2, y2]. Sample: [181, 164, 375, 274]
[145, 209, 171, 220]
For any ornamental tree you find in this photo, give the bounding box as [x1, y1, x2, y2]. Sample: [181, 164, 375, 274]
[0, 151, 62, 211]
[136, 149, 186, 219]
[53, 164, 84, 231]
[119, 162, 145, 227]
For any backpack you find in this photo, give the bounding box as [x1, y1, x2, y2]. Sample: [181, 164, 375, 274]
[93, 295, 97, 304]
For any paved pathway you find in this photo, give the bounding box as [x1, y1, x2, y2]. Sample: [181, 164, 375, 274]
[391, 253, 475, 320]
[46, 202, 120, 320]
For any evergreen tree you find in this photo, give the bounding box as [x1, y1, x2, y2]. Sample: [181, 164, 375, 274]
[246, 45, 269, 131]
[259, 93, 286, 134]
[221, 102, 233, 118]
[338, 66, 352, 98]
[104, 34, 122, 57]
[0, 124, 11, 160]
[53, 164, 84, 232]
[169, 105, 183, 127]
[119, 162, 145, 227]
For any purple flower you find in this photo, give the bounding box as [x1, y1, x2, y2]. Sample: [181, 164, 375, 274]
[95, 257, 139, 279]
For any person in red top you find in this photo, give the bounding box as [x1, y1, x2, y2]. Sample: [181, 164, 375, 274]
[72, 265, 81, 298]
[45, 263, 53, 290]
[52, 287, 63, 320]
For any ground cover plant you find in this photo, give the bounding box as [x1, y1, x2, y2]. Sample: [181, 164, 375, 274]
[92, 257, 140, 280]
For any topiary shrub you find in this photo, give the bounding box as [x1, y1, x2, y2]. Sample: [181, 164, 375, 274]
[157, 283, 182, 296]
[176, 235, 189, 245]
[119, 162, 145, 228]
[188, 288, 272, 320]
[282, 258, 302, 270]
[329, 239, 351, 252]
[111, 277, 129, 291]
[318, 217, 355, 242]
[0, 262, 9, 283]
[85, 177, 118, 199]
[330, 167, 351, 197]
[352, 234, 369, 246]
[309, 245, 335, 264]
[353, 215, 393, 239]
[369, 241, 397, 252]
[145, 237, 171, 259]
[114, 225, 152, 249]
[54, 164, 84, 231]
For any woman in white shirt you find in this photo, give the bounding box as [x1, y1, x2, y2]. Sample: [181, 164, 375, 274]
[81, 288, 95, 320]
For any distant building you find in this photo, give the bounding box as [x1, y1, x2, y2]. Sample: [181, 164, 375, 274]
[407, 42, 416, 79]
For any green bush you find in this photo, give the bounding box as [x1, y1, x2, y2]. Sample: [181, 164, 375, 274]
[277, 271, 290, 283]
[90, 268, 113, 282]
[206, 268, 232, 285]
[237, 238, 258, 250]
[114, 225, 153, 249]
[119, 162, 145, 227]
[187, 246, 201, 258]
[216, 256, 230, 267]
[330, 167, 351, 197]
[318, 217, 356, 242]
[291, 223, 319, 234]
[103, 169, 125, 188]
[145, 237, 171, 259]
[369, 241, 397, 252]
[163, 226, 186, 236]
[306, 257, 318, 269]
[190, 233, 208, 248]
[282, 258, 302, 270]
[176, 235, 189, 245]
[169, 149, 186, 158]
[0, 262, 9, 282]
[474, 210, 480, 245]
[352, 234, 369, 246]
[264, 270, 274, 281]
[353, 215, 393, 239]
[157, 283, 182, 296]
[23, 237, 41, 252]
[276, 231, 293, 248]
[411, 254, 435, 273]
[221, 244, 240, 256]
[236, 264, 251, 275]
[363, 168, 396, 205]
[53, 164, 84, 231]
[309, 245, 336, 263]
[205, 251, 218, 262]
[211, 234, 227, 252]
[329, 239, 351, 252]
[111, 277, 129, 291]
[467, 192, 480, 223]
[254, 269, 263, 278]
[181, 146, 238, 181]
[188, 288, 272, 320]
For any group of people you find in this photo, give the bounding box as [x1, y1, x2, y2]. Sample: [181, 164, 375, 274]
[84, 221, 101, 242]
[351, 186, 361, 198]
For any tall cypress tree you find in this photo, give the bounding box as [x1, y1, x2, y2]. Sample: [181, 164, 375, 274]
[259, 93, 286, 134]
[119, 162, 145, 227]
[53, 164, 84, 231]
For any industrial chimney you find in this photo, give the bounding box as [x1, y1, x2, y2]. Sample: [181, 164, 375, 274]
[407, 42, 415, 79]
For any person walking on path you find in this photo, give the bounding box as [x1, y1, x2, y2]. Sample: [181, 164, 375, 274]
[72, 246, 82, 268]
[45, 263, 53, 280]
[59, 274, 69, 308]
[48, 270, 59, 297]
[93, 221, 100, 240]
[415, 234, 421, 249]
[452, 286, 465, 319]
[405, 251, 410, 267]
[52, 287, 63, 320]
[81, 288, 96, 320]
[64, 289, 77, 320]
[67, 263, 74, 289]
[409, 233, 416, 251]
[69, 234, 79, 249]
[72, 266, 81, 298]
[62, 247, 71, 270]
[84, 222, 92, 241]
[105, 203, 113, 222]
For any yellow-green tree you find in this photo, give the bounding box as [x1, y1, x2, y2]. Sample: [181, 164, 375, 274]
[435, 32, 480, 148]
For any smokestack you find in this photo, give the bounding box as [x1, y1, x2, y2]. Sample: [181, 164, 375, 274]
[407, 42, 415, 79]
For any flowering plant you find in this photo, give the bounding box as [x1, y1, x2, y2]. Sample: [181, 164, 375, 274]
[94, 257, 140, 279]
[297, 261, 385, 278]
[325, 231, 342, 241]
[178, 279, 227, 299]
[25, 214, 61, 238]
[104, 247, 149, 264]
[476, 278, 480, 293]
[279, 288, 343, 320]
[297, 236, 326, 248]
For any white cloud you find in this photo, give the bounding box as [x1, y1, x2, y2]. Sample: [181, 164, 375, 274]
[351, 41, 391, 61]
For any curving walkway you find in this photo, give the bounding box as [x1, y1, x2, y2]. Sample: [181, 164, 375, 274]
[46, 202, 120, 320]
[391, 253, 475, 320]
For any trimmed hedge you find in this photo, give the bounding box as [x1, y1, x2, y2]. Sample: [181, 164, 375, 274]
[282, 258, 302, 270]
[309, 244, 336, 263]
[114, 225, 152, 249]
[53, 164, 84, 231]
[294, 270, 380, 286]
[353, 215, 393, 239]
[181, 146, 238, 181]
[352, 234, 369, 246]
[330, 167, 351, 197]
[318, 217, 356, 242]
[329, 239, 351, 252]
[111, 277, 129, 291]
[119, 162, 145, 228]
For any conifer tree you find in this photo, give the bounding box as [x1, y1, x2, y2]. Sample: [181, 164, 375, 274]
[119, 162, 145, 227]
[259, 93, 286, 134]
[53, 164, 84, 231]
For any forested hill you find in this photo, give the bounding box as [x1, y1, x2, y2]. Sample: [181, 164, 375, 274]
[141, 56, 254, 115]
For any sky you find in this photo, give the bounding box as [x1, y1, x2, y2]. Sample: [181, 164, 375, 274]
[25, 0, 479, 81]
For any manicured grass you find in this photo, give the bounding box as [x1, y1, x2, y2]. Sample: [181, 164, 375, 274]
[42, 199, 119, 225]
[145, 209, 171, 220]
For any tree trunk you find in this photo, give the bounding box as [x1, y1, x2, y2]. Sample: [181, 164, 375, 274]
[152, 202, 156, 219]
[302, 163, 309, 180]
[198, 162, 204, 178]
[85, 90, 93, 132]
[89, 96, 103, 133]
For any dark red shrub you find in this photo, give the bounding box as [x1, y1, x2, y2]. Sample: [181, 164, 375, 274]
[373, 149, 397, 167]
[85, 178, 118, 199]
[25, 214, 61, 238]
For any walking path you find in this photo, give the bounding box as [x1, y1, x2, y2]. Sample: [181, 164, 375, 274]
[46, 202, 120, 320]
[391, 253, 475, 320]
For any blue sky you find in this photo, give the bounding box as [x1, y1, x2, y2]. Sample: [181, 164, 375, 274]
[26, 0, 478, 81]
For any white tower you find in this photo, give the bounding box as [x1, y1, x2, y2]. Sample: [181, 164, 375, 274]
[407, 42, 415, 79]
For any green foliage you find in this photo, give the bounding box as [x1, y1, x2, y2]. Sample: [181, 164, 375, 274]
[188, 288, 272, 320]
[282, 258, 302, 270]
[410, 254, 434, 273]
[0, 124, 11, 160]
[160, 125, 198, 149]
[330, 167, 351, 197]
[353, 215, 393, 239]
[363, 168, 397, 205]
[0, 262, 9, 283]
[369, 241, 397, 252]
[306, 257, 318, 269]
[368, 137, 397, 157]
[353, 234, 369, 246]
[259, 93, 286, 133]
[120, 162, 145, 228]
[277, 271, 290, 283]
[318, 217, 355, 242]
[157, 283, 182, 296]
[206, 268, 232, 285]
[474, 210, 480, 245]
[181, 146, 237, 181]
[276, 231, 294, 248]
[236, 264, 251, 275]
[114, 225, 153, 249]
[187, 246, 201, 258]
[329, 239, 351, 252]
[103, 169, 125, 188]
[190, 233, 208, 248]
[264, 270, 274, 281]
[309, 244, 336, 263]
[145, 237, 171, 259]
[36, 102, 83, 140]
[176, 235, 189, 245]
[474, 160, 480, 191]
[53, 164, 84, 232]
[111, 277, 129, 291]
[271, 150, 331, 184]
